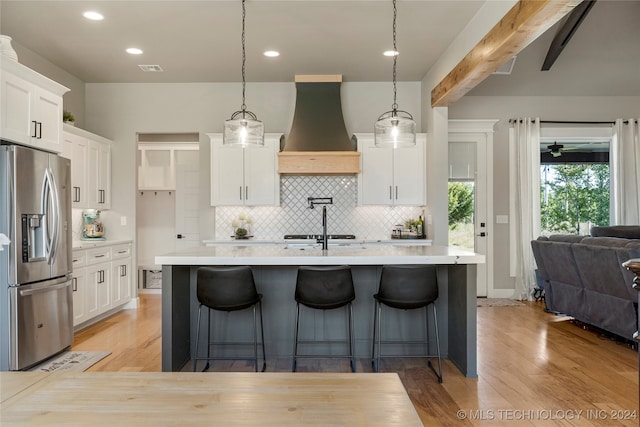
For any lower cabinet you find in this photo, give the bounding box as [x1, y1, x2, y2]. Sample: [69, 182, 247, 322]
[71, 267, 88, 325]
[72, 242, 133, 328]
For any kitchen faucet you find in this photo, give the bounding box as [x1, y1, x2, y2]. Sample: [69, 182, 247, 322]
[307, 197, 333, 250]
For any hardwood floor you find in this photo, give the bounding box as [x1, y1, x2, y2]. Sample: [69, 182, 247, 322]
[73, 294, 639, 426]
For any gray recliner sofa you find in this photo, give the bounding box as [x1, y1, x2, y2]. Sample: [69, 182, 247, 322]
[531, 226, 640, 340]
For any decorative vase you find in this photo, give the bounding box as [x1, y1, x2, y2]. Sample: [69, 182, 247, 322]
[0, 35, 18, 62]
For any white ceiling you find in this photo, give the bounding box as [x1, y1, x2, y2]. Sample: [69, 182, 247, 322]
[3, 1, 638, 96]
[0, 0, 484, 83]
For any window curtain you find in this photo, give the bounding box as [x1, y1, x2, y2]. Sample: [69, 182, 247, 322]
[509, 118, 541, 300]
[611, 119, 640, 225]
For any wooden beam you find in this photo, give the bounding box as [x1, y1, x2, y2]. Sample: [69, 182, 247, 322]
[431, 0, 581, 107]
[294, 74, 342, 83]
[542, 0, 596, 71]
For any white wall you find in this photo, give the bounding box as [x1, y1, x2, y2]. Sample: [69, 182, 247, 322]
[450, 95, 640, 291]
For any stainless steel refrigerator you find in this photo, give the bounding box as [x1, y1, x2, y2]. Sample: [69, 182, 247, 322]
[0, 143, 73, 371]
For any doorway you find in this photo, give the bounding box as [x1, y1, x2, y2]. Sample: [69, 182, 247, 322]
[448, 120, 496, 297]
[135, 134, 200, 289]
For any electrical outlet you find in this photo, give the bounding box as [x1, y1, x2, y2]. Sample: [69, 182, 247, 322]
[120, 216, 127, 226]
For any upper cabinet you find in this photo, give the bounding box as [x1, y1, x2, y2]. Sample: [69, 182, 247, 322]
[356, 133, 426, 206]
[63, 124, 112, 210]
[1, 60, 68, 153]
[209, 133, 281, 206]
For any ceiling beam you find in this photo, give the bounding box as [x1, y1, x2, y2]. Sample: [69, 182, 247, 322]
[541, 0, 596, 71]
[431, 0, 581, 107]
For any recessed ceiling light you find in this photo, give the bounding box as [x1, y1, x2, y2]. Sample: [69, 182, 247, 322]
[83, 11, 104, 21]
[263, 50, 280, 58]
[126, 48, 143, 55]
[383, 50, 399, 57]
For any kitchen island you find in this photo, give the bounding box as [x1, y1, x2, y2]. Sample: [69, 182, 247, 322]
[156, 244, 484, 377]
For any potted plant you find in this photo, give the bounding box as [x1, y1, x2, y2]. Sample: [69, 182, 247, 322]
[63, 110, 75, 126]
[232, 213, 253, 239]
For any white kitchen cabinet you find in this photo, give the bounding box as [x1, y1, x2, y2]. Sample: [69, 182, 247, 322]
[356, 133, 426, 206]
[85, 246, 112, 318]
[71, 250, 88, 326]
[111, 243, 132, 309]
[73, 242, 133, 328]
[88, 139, 111, 209]
[209, 133, 281, 206]
[0, 60, 68, 153]
[63, 131, 89, 208]
[63, 124, 112, 210]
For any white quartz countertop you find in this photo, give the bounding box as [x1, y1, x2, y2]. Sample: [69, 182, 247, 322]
[156, 244, 484, 266]
[202, 239, 433, 245]
[72, 239, 133, 250]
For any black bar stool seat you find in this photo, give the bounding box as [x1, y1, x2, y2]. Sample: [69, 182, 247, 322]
[372, 265, 443, 382]
[292, 265, 356, 372]
[193, 266, 266, 372]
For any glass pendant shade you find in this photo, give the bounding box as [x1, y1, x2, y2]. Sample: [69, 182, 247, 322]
[223, 112, 264, 146]
[374, 110, 416, 148]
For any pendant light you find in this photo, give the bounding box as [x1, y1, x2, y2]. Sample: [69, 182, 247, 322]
[374, 0, 416, 148]
[224, 0, 264, 146]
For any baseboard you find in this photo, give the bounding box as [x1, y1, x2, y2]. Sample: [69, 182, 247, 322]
[487, 288, 517, 298]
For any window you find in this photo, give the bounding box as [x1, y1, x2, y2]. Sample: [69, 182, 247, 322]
[540, 137, 610, 235]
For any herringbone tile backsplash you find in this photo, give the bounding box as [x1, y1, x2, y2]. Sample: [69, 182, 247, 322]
[215, 176, 424, 240]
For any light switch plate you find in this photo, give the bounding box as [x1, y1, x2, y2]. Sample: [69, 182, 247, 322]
[120, 216, 127, 226]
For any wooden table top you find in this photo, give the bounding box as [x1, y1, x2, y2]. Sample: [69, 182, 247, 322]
[0, 372, 422, 426]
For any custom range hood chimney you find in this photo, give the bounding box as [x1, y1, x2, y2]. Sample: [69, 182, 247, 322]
[278, 75, 360, 175]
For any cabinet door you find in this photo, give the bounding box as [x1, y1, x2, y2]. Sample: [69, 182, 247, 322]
[211, 142, 245, 205]
[358, 136, 394, 205]
[33, 87, 63, 153]
[0, 71, 33, 145]
[85, 265, 101, 318]
[244, 138, 278, 206]
[96, 141, 111, 209]
[97, 265, 111, 314]
[87, 140, 111, 209]
[72, 268, 87, 326]
[112, 259, 132, 308]
[68, 133, 89, 208]
[393, 137, 425, 205]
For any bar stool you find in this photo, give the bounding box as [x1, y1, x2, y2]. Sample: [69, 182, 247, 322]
[193, 266, 266, 372]
[292, 265, 356, 372]
[371, 265, 442, 382]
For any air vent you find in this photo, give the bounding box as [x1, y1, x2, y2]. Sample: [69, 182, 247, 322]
[138, 65, 164, 72]
[492, 56, 516, 75]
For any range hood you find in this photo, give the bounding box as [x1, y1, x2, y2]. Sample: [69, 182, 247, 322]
[278, 75, 360, 175]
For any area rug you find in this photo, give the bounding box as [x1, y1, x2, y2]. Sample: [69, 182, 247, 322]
[477, 298, 524, 307]
[29, 351, 111, 373]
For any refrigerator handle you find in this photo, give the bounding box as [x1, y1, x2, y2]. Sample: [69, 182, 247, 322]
[42, 169, 53, 261]
[48, 167, 61, 265]
[41, 168, 60, 265]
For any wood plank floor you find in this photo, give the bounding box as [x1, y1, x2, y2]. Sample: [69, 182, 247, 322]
[73, 294, 639, 426]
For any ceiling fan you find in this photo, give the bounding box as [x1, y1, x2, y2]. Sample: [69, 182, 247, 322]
[546, 142, 565, 157]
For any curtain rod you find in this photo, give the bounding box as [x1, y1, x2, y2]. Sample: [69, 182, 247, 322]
[508, 119, 631, 125]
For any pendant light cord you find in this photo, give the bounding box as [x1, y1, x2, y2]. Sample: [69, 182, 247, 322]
[241, 0, 247, 114]
[391, 0, 398, 112]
